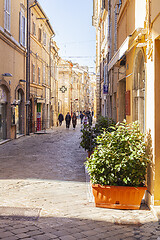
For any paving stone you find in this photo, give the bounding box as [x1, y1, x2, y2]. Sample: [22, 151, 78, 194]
[27, 230, 44, 236]
[71, 232, 87, 239]
[2, 236, 19, 240]
[0, 231, 15, 238]
[11, 227, 29, 234]
[15, 233, 30, 238]
[53, 230, 70, 237]
[33, 234, 52, 240]
[0, 125, 158, 240]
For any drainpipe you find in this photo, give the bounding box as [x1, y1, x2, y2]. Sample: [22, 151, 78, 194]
[26, 0, 30, 135]
[26, 0, 38, 135]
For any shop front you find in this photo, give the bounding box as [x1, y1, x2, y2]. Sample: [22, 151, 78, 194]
[0, 86, 8, 140]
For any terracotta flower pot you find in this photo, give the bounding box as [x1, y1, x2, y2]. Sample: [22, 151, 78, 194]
[92, 184, 147, 210]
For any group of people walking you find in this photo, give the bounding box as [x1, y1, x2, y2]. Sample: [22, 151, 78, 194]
[58, 110, 93, 129]
[58, 112, 77, 129]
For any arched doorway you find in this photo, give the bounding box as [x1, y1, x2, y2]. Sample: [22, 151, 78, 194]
[133, 49, 145, 132]
[0, 86, 8, 140]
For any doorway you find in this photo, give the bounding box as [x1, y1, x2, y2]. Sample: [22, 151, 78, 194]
[0, 103, 7, 140]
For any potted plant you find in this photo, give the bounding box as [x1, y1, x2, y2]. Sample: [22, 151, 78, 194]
[80, 124, 96, 157]
[80, 116, 115, 157]
[85, 120, 151, 210]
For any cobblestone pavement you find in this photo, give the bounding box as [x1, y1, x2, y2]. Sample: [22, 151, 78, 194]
[0, 123, 159, 240]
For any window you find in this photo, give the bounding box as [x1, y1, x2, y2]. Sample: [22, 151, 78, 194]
[32, 64, 35, 83]
[43, 32, 47, 46]
[33, 22, 36, 36]
[38, 67, 40, 84]
[4, 0, 11, 32]
[43, 65, 45, 84]
[38, 28, 42, 42]
[19, 10, 26, 47]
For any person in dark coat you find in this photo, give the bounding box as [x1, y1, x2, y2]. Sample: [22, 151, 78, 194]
[72, 112, 77, 130]
[65, 112, 71, 128]
[80, 111, 84, 124]
[88, 114, 92, 126]
[58, 113, 64, 126]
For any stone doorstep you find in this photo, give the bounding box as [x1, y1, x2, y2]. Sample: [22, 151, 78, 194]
[0, 139, 11, 145]
[16, 134, 25, 139]
[0, 207, 41, 220]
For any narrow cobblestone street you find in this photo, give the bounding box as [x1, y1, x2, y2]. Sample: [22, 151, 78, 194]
[0, 123, 159, 240]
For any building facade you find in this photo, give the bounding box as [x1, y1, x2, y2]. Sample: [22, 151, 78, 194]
[50, 40, 59, 127]
[58, 60, 91, 118]
[93, 0, 160, 209]
[29, 2, 55, 132]
[0, 0, 27, 140]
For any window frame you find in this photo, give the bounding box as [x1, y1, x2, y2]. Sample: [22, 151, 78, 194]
[19, 8, 26, 47]
[4, 0, 11, 32]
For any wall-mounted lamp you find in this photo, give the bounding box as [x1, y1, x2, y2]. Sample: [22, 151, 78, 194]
[25, 100, 31, 105]
[2, 73, 12, 77]
[19, 79, 26, 83]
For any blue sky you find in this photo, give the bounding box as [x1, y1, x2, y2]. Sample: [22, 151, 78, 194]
[38, 0, 96, 72]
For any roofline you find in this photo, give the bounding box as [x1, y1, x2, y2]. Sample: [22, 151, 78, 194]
[35, 1, 55, 36]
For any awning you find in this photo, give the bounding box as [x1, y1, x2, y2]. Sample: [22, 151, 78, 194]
[108, 37, 130, 71]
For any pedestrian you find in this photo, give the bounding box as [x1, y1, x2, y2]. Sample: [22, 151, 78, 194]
[80, 111, 84, 124]
[58, 113, 64, 126]
[65, 112, 71, 129]
[88, 114, 92, 126]
[92, 110, 94, 117]
[72, 112, 77, 130]
[83, 114, 88, 125]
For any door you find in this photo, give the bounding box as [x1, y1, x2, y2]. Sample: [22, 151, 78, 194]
[0, 103, 7, 140]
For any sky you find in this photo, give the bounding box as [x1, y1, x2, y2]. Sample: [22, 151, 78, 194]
[38, 0, 96, 73]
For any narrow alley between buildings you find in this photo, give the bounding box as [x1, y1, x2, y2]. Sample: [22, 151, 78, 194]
[0, 123, 159, 240]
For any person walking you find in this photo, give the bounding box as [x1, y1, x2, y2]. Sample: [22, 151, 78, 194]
[72, 112, 77, 130]
[83, 114, 88, 125]
[88, 114, 92, 126]
[58, 113, 64, 126]
[80, 111, 84, 124]
[65, 112, 71, 129]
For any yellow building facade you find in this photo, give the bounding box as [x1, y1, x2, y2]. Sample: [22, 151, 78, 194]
[93, 0, 160, 209]
[58, 60, 91, 119]
[0, 0, 27, 140]
[29, 2, 55, 132]
[50, 40, 59, 127]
